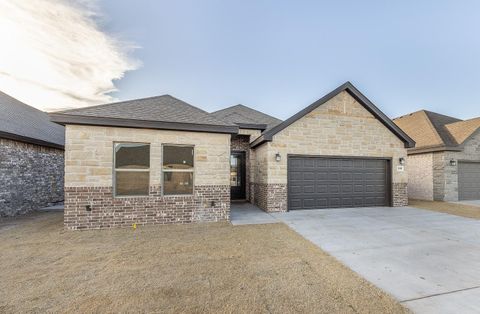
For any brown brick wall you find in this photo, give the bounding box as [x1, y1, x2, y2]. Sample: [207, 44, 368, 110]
[64, 185, 229, 230]
[253, 183, 287, 212]
[392, 182, 408, 207]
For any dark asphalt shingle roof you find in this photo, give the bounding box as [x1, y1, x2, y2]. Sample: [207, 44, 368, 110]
[211, 104, 282, 129]
[394, 110, 480, 151]
[424, 110, 462, 147]
[0, 91, 64, 148]
[55, 95, 234, 127]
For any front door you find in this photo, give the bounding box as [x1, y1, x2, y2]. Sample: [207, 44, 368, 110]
[230, 152, 246, 200]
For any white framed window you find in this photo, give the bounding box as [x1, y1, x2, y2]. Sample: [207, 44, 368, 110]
[114, 143, 150, 196]
[162, 145, 194, 195]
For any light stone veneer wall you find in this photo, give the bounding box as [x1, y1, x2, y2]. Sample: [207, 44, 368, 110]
[253, 91, 408, 211]
[64, 125, 231, 229]
[428, 130, 480, 201]
[407, 153, 434, 200]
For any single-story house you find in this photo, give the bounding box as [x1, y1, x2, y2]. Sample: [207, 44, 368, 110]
[0, 91, 64, 216]
[394, 110, 480, 202]
[50, 82, 414, 230]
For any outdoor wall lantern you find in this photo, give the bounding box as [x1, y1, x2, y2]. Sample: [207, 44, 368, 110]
[275, 153, 281, 162]
[450, 159, 457, 167]
[399, 157, 406, 165]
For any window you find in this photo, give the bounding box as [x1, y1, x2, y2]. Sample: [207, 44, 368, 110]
[163, 145, 194, 195]
[114, 143, 150, 196]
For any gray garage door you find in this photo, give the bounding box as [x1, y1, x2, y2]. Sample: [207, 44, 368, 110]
[288, 156, 390, 210]
[458, 161, 480, 201]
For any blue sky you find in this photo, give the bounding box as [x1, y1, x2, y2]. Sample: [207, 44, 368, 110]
[98, 0, 480, 120]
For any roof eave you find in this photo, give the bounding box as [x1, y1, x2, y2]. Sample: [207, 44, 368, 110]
[50, 113, 239, 134]
[0, 130, 64, 150]
[407, 145, 462, 155]
[236, 123, 268, 130]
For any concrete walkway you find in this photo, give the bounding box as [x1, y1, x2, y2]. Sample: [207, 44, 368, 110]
[270, 207, 480, 314]
[230, 202, 278, 225]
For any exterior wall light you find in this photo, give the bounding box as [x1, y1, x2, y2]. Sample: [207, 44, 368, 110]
[275, 153, 281, 162]
[399, 157, 406, 165]
[450, 159, 457, 166]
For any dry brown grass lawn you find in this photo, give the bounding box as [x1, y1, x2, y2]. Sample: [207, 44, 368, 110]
[0, 212, 408, 313]
[410, 199, 480, 219]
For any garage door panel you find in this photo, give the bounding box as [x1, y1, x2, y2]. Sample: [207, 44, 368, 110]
[354, 184, 364, 193]
[302, 198, 316, 208]
[329, 198, 341, 206]
[316, 198, 328, 207]
[316, 185, 328, 193]
[459, 161, 480, 200]
[290, 172, 303, 180]
[303, 185, 315, 193]
[317, 172, 329, 180]
[329, 185, 340, 193]
[288, 156, 389, 210]
[303, 172, 315, 180]
[342, 185, 353, 193]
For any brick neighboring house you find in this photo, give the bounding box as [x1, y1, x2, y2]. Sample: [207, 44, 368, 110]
[0, 91, 64, 216]
[50, 82, 414, 230]
[394, 110, 480, 202]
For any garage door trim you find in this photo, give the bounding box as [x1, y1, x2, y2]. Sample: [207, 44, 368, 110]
[287, 154, 392, 211]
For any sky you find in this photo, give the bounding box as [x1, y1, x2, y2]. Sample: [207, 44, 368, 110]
[1, 1, 480, 119]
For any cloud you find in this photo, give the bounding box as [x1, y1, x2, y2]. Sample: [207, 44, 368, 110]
[0, 0, 139, 111]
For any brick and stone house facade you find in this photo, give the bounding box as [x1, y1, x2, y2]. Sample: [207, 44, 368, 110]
[395, 111, 480, 202]
[51, 82, 414, 230]
[0, 91, 64, 216]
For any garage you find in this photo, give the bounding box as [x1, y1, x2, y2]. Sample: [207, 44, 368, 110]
[458, 161, 480, 201]
[288, 156, 391, 210]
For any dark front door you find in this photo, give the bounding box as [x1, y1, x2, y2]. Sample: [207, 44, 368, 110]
[230, 152, 246, 200]
[288, 156, 391, 210]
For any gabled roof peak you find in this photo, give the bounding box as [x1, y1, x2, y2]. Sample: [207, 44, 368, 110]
[251, 81, 415, 148]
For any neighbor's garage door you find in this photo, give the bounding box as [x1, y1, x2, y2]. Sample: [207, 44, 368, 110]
[458, 161, 480, 200]
[288, 156, 390, 210]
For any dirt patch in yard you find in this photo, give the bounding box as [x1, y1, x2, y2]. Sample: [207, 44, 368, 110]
[410, 199, 480, 220]
[0, 212, 408, 313]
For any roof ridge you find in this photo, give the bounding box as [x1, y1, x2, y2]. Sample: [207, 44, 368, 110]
[419, 110, 445, 146]
[54, 94, 173, 114]
[393, 109, 428, 120]
[423, 110, 462, 122]
[447, 116, 480, 126]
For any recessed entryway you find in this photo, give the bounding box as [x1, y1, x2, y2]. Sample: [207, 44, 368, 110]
[230, 152, 246, 200]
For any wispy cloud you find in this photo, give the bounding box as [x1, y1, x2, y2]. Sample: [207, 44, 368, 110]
[0, 0, 139, 111]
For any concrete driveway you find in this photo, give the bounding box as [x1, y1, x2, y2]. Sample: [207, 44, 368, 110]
[271, 207, 480, 314]
[457, 200, 480, 207]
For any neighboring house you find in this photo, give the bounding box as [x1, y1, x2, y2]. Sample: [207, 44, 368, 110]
[394, 110, 480, 202]
[0, 91, 64, 216]
[50, 82, 414, 230]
